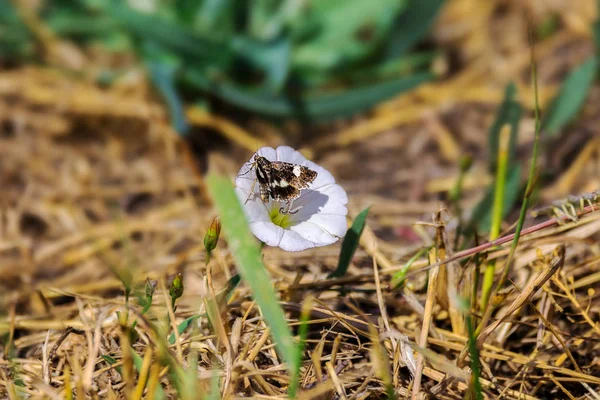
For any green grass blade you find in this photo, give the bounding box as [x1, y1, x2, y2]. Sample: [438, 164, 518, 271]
[328, 207, 370, 278]
[382, 0, 445, 59]
[480, 126, 511, 310]
[470, 165, 521, 234]
[542, 56, 598, 137]
[206, 174, 298, 376]
[205, 370, 221, 400]
[487, 82, 521, 172]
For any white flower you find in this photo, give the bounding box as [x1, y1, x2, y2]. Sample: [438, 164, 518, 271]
[235, 146, 348, 252]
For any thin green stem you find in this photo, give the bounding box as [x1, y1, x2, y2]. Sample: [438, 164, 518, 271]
[476, 21, 543, 336]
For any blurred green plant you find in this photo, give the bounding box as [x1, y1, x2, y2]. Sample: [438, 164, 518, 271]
[541, 7, 600, 137]
[0, 0, 445, 128]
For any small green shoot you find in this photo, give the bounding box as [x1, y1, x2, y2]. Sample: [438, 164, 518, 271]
[328, 206, 370, 278]
[391, 246, 430, 289]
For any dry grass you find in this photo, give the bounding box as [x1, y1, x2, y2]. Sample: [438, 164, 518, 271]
[1, 1, 600, 399]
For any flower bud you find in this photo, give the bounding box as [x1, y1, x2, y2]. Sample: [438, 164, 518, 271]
[204, 216, 221, 261]
[169, 273, 184, 304]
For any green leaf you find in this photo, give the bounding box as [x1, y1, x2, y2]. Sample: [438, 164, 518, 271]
[168, 315, 200, 345]
[328, 207, 370, 278]
[231, 36, 291, 92]
[206, 174, 298, 375]
[183, 69, 434, 120]
[542, 56, 598, 137]
[291, 0, 408, 73]
[104, 1, 231, 67]
[488, 82, 521, 172]
[195, 0, 236, 37]
[382, 0, 445, 59]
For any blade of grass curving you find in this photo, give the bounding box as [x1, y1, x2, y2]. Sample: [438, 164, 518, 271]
[391, 246, 430, 289]
[328, 207, 370, 278]
[168, 315, 201, 345]
[183, 69, 434, 120]
[206, 174, 298, 376]
[146, 56, 190, 135]
[541, 55, 598, 137]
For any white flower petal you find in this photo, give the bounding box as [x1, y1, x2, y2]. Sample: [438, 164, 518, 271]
[250, 221, 315, 251]
[303, 213, 348, 238]
[306, 164, 336, 189]
[249, 221, 284, 247]
[292, 184, 348, 220]
[257, 146, 277, 161]
[289, 220, 340, 246]
[278, 229, 316, 252]
[275, 146, 306, 164]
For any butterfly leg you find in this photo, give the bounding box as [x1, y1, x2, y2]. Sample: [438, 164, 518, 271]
[244, 177, 258, 204]
[279, 200, 299, 215]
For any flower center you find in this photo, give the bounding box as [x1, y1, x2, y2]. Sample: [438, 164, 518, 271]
[269, 206, 293, 229]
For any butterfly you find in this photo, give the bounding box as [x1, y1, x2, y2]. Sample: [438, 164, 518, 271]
[241, 154, 318, 214]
